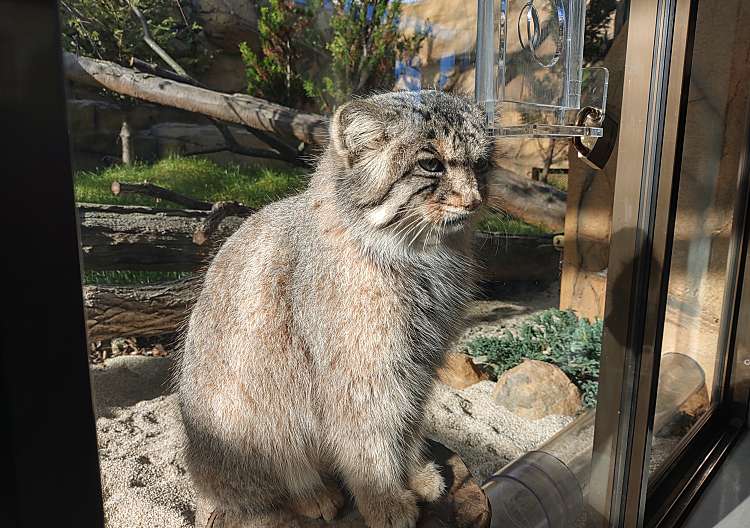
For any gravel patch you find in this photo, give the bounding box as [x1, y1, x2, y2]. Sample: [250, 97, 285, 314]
[425, 381, 573, 482]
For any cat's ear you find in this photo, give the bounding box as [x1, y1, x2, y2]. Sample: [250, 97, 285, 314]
[330, 100, 385, 159]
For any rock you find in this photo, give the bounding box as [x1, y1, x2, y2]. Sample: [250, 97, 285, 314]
[193, 0, 258, 52]
[436, 353, 489, 389]
[132, 122, 293, 168]
[196, 440, 490, 528]
[197, 53, 247, 93]
[492, 360, 582, 419]
[135, 122, 267, 157]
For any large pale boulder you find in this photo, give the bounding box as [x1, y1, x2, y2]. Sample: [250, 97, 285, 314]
[424, 381, 573, 481]
[492, 360, 582, 419]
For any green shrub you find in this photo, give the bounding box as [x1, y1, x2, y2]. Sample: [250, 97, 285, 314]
[466, 309, 603, 408]
[239, 0, 320, 109]
[241, 0, 429, 112]
[305, 0, 430, 112]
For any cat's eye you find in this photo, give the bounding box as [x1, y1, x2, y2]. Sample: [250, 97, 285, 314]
[418, 157, 445, 173]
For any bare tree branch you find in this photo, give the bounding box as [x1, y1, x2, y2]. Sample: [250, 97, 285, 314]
[126, 0, 190, 77]
[129, 57, 201, 86]
[111, 181, 214, 209]
[125, 5, 309, 167]
[193, 201, 256, 246]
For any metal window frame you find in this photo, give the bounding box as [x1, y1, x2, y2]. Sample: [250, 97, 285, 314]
[0, 1, 105, 526]
[587, 0, 691, 524]
[588, 0, 750, 526]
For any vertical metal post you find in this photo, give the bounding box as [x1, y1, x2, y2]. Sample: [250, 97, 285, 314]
[587, 0, 697, 525]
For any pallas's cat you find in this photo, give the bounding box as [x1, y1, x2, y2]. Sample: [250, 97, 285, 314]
[177, 90, 493, 528]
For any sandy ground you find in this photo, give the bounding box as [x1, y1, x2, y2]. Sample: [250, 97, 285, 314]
[90, 284, 566, 528]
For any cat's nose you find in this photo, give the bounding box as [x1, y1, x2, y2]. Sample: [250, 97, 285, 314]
[464, 193, 482, 211]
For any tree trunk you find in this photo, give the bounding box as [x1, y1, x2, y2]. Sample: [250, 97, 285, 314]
[78, 195, 565, 273]
[83, 279, 195, 342]
[486, 167, 567, 232]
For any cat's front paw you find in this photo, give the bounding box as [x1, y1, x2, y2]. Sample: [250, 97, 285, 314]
[359, 489, 418, 528]
[408, 461, 445, 503]
[290, 481, 346, 522]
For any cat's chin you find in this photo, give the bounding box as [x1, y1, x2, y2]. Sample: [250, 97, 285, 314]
[441, 220, 468, 234]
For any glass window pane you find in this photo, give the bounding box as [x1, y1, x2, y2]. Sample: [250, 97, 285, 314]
[649, 0, 749, 476]
[61, 1, 626, 526]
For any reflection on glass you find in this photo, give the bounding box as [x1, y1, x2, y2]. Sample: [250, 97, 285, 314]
[650, 0, 746, 476]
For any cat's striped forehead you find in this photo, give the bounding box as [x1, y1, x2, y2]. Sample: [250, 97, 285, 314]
[367, 90, 491, 161]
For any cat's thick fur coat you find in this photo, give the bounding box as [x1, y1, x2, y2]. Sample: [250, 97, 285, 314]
[177, 91, 493, 528]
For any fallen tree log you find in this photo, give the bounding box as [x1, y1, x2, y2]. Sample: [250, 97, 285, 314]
[78, 202, 563, 274]
[78, 203, 244, 271]
[83, 278, 196, 342]
[63, 52, 329, 147]
[475, 232, 559, 283]
[486, 167, 567, 232]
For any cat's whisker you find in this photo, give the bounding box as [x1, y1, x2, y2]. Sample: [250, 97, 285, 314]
[393, 217, 420, 248]
[407, 220, 430, 248]
[391, 214, 422, 241]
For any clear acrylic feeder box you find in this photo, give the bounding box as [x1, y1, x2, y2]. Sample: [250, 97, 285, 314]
[475, 0, 609, 138]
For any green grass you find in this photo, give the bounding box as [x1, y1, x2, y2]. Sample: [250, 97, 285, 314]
[76, 156, 306, 286]
[76, 156, 549, 285]
[477, 213, 550, 236]
[75, 156, 307, 209]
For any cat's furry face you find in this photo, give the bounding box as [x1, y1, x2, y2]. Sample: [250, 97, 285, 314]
[322, 90, 493, 250]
